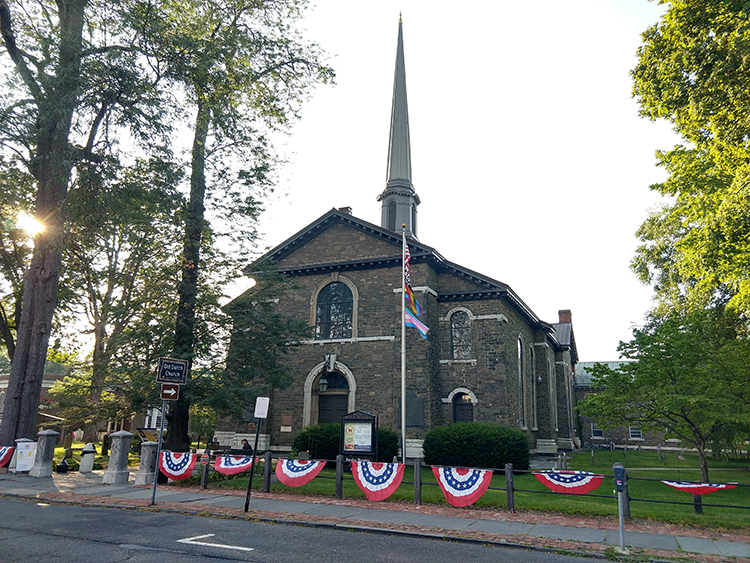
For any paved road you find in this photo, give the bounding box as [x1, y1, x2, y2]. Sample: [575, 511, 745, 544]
[0, 498, 590, 563]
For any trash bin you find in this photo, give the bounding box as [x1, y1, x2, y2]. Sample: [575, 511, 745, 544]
[79, 443, 97, 473]
[56, 459, 68, 473]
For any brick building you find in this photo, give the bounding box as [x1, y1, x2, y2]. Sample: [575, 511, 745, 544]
[225, 20, 579, 457]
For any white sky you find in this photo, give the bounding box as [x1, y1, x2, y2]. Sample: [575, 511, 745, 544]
[255, 1, 680, 362]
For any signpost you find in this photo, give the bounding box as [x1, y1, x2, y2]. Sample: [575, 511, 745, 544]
[244, 397, 270, 512]
[151, 358, 189, 505]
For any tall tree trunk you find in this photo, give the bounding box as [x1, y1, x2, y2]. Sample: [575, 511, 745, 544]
[165, 99, 210, 448]
[696, 442, 710, 483]
[83, 320, 107, 442]
[0, 0, 87, 444]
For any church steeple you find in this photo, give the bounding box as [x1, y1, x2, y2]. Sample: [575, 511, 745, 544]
[378, 16, 420, 238]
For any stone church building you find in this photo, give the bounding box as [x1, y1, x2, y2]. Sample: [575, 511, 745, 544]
[225, 21, 579, 458]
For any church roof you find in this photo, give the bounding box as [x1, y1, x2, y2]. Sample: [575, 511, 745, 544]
[245, 208, 565, 347]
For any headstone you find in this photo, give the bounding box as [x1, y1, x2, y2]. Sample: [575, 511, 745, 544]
[30, 429, 60, 478]
[63, 434, 73, 449]
[134, 441, 158, 486]
[102, 430, 134, 484]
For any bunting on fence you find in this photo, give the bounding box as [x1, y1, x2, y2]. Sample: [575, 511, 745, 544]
[214, 455, 254, 475]
[432, 466, 493, 507]
[0, 446, 14, 467]
[159, 452, 197, 480]
[661, 480, 738, 495]
[351, 461, 405, 501]
[275, 458, 326, 487]
[533, 471, 605, 495]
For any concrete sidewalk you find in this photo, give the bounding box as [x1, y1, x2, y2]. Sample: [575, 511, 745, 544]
[1, 469, 749, 562]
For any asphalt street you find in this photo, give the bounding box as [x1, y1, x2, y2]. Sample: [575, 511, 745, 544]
[0, 498, 591, 563]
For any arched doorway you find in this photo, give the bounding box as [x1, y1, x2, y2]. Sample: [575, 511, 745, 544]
[453, 392, 474, 423]
[317, 371, 350, 424]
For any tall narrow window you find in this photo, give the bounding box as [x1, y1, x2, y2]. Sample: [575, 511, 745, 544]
[450, 311, 471, 359]
[518, 337, 525, 427]
[387, 200, 397, 231]
[315, 282, 353, 340]
[549, 359, 558, 431]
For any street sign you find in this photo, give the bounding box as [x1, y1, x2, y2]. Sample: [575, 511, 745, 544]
[254, 397, 270, 419]
[161, 383, 180, 401]
[201, 453, 209, 466]
[157, 357, 189, 384]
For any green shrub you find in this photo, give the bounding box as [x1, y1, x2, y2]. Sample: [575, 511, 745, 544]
[377, 427, 399, 462]
[292, 423, 400, 462]
[292, 423, 341, 460]
[422, 423, 530, 470]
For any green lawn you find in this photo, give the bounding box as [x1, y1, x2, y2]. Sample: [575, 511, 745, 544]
[201, 451, 750, 530]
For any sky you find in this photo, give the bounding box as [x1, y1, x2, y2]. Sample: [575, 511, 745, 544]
[252, 1, 681, 362]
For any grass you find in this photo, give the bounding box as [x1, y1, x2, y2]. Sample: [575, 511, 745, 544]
[195, 451, 750, 530]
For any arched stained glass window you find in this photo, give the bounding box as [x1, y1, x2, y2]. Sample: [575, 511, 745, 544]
[315, 282, 353, 340]
[450, 311, 471, 359]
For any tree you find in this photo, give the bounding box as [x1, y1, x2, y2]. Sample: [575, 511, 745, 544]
[0, 0, 168, 444]
[0, 159, 36, 361]
[577, 308, 750, 482]
[51, 157, 184, 441]
[631, 1, 750, 315]
[134, 0, 332, 446]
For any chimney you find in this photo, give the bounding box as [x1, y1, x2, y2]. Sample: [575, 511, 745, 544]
[338, 206, 353, 215]
[558, 310, 572, 324]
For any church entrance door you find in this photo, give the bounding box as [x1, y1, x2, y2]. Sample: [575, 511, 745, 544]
[453, 393, 474, 423]
[319, 394, 348, 424]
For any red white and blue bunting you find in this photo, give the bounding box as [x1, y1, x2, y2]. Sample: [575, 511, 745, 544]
[159, 452, 197, 480]
[432, 466, 493, 507]
[275, 458, 326, 487]
[533, 471, 604, 495]
[214, 455, 254, 475]
[351, 461, 405, 501]
[661, 480, 737, 495]
[0, 446, 14, 467]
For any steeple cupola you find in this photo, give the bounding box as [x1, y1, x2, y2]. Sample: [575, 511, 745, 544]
[378, 17, 420, 238]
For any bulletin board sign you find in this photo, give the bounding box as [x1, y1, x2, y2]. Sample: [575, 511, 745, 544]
[340, 410, 377, 458]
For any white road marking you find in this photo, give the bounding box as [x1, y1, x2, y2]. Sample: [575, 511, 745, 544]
[177, 534, 255, 552]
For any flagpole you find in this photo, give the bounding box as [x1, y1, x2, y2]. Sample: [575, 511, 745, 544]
[401, 224, 407, 464]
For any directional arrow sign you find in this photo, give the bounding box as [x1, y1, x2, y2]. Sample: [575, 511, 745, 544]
[161, 383, 180, 401]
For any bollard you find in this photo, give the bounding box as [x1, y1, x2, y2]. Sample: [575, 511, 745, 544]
[30, 429, 59, 478]
[102, 430, 134, 484]
[505, 463, 515, 513]
[134, 441, 157, 485]
[79, 443, 97, 473]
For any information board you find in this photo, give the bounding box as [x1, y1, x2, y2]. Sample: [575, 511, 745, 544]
[343, 421, 372, 451]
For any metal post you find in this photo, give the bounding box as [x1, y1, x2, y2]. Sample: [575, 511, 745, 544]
[243, 418, 262, 512]
[617, 490, 629, 554]
[505, 463, 515, 513]
[263, 450, 272, 493]
[413, 457, 422, 506]
[693, 494, 703, 514]
[400, 227, 407, 463]
[622, 472, 631, 522]
[335, 454, 343, 499]
[200, 456, 209, 490]
[150, 399, 167, 506]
